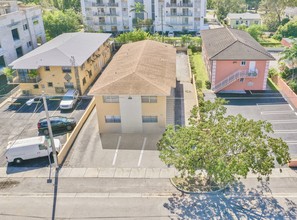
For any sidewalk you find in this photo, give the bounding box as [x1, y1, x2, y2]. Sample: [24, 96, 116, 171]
[0, 167, 296, 179]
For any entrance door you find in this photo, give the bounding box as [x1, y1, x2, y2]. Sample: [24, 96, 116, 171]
[249, 61, 256, 72]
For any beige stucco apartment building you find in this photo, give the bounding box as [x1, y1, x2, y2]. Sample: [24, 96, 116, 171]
[89, 40, 176, 134]
[9, 32, 111, 95]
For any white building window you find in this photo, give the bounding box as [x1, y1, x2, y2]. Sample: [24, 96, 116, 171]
[141, 96, 157, 103]
[105, 115, 121, 123]
[27, 41, 32, 48]
[241, 61, 246, 66]
[142, 116, 158, 123]
[103, 96, 119, 103]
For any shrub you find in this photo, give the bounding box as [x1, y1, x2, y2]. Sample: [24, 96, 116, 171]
[205, 80, 211, 89]
[268, 68, 278, 78]
[288, 80, 297, 93]
[196, 80, 203, 89]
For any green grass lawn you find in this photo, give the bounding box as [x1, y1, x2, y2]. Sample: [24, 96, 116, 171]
[191, 52, 209, 89]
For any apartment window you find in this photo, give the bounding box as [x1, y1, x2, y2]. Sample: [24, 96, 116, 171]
[23, 24, 28, 30]
[141, 96, 157, 103]
[254, 21, 259, 24]
[241, 61, 246, 66]
[239, 78, 245, 83]
[33, 84, 39, 89]
[16, 46, 23, 58]
[103, 96, 119, 103]
[33, 20, 39, 25]
[105, 115, 121, 123]
[44, 66, 50, 71]
[236, 20, 239, 25]
[82, 77, 86, 85]
[88, 70, 92, 78]
[27, 41, 32, 48]
[142, 116, 158, 123]
[48, 82, 53, 87]
[11, 28, 20, 41]
[62, 66, 71, 73]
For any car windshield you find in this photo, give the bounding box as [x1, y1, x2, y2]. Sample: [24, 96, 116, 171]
[62, 96, 73, 101]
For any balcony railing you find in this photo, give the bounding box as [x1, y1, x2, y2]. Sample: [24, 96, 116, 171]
[93, 12, 119, 16]
[166, 2, 193, 7]
[166, 12, 193, 16]
[92, 2, 119, 7]
[10, 75, 42, 84]
[94, 22, 119, 26]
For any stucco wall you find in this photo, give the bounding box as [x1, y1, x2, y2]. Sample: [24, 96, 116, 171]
[215, 60, 267, 91]
[18, 41, 111, 95]
[95, 95, 167, 134]
[228, 19, 261, 28]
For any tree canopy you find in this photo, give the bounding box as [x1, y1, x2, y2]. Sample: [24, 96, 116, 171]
[274, 19, 297, 40]
[212, 0, 246, 21]
[158, 98, 290, 185]
[43, 9, 81, 40]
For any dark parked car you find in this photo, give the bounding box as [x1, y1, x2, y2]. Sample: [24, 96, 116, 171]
[38, 116, 76, 135]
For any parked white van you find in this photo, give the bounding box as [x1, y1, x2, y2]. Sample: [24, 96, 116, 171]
[59, 89, 79, 110]
[5, 136, 62, 164]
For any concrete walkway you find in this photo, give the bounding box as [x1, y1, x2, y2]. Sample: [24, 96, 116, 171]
[1, 167, 296, 179]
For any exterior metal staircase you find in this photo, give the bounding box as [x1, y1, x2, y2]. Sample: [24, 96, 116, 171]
[213, 69, 258, 93]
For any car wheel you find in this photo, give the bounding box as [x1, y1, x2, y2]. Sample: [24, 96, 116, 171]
[66, 125, 72, 131]
[14, 158, 23, 164]
[43, 129, 49, 135]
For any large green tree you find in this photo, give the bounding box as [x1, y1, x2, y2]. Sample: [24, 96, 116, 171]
[43, 9, 81, 40]
[280, 41, 297, 79]
[260, 0, 297, 31]
[246, 24, 264, 41]
[158, 98, 290, 185]
[274, 19, 297, 40]
[245, 0, 261, 11]
[213, 0, 246, 21]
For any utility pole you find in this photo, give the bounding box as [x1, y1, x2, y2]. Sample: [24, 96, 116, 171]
[42, 92, 58, 168]
[161, 4, 164, 42]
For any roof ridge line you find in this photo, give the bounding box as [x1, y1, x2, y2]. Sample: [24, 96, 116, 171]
[209, 28, 237, 59]
[135, 71, 169, 95]
[237, 40, 274, 59]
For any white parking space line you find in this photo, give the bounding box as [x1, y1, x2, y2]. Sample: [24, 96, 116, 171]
[261, 111, 294, 115]
[50, 105, 60, 117]
[289, 104, 294, 111]
[257, 103, 291, 106]
[112, 136, 121, 166]
[70, 99, 83, 117]
[9, 102, 27, 118]
[269, 120, 297, 124]
[137, 137, 147, 167]
[29, 104, 44, 119]
[274, 130, 297, 134]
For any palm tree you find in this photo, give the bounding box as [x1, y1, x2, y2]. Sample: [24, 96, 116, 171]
[280, 41, 297, 80]
[130, 2, 148, 20]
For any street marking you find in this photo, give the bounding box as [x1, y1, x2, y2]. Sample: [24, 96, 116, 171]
[257, 103, 290, 106]
[29, 103, 44, 119]
[112, 136, 121, 166]
[286, 141, 297, 144]
[50, 105, 60, 117]
[289, 104, 294, 111]
[274, 130, 297, 134]
[138, 137, 147, 167]
[9, 102, 27, 118]
[269, 120, 297, 124]
[9, 102, 22, 105]
[261, 111, 294, 115]
[70, 99, 83, 117]
[49, 98, 61, 101]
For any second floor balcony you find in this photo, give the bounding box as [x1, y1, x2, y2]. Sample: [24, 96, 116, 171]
[166, 2, 193, 7]
[93, 12, 119, 16]
[10, 75, 41, 84]
[92, 2, 119, 7]
[166, 12, 193, 17]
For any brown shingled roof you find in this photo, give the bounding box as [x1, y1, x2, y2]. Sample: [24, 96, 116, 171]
[89, 40, 176, 96]
[201, 27, 275, 61]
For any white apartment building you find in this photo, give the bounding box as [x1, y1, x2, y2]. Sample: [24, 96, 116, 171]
[0, 0, 46, 71]
[81, 0, 207, 33]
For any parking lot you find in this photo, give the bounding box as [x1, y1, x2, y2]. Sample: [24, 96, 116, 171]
[63, 109, 167, 168]
[0, 96, 92, 167]
[205, 90, 297, 159]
